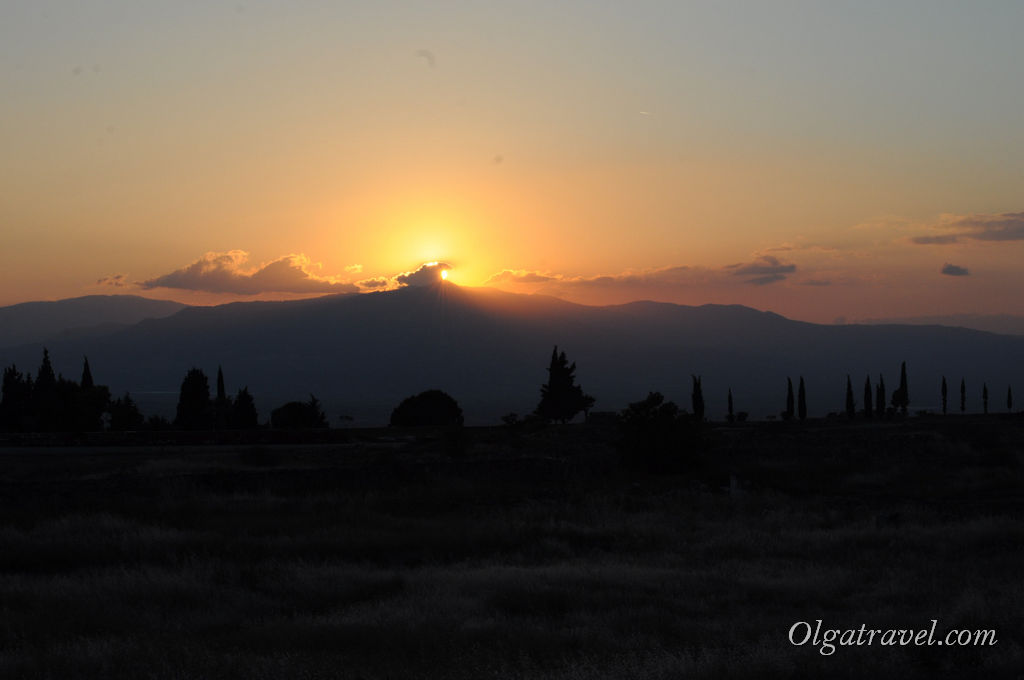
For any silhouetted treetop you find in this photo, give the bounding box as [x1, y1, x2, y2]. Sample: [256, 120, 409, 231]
[175, 368, 212, 430]
[271, 395, 327, 429]
[845, 375, 855, 419]
[390, 389, 464, 428]
[797, 377, 807, 421]
[691, 375, 705, 423]
[891, 361, 909, 415]
[535, 346, 594, 424]
[233, 387, 259, 429]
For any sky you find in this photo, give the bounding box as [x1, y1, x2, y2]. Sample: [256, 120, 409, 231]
[3, 1, 1023, 322]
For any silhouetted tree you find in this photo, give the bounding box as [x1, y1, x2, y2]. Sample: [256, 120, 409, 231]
[74, 355, 110, 431]
[891, 361, 909, 415]
[271, 394, 328, 429]
[960, 378, 966, 414]
[214, 365, 232, 429]
[32, 348, 59, 431]
[797, 377, 807, 421]
[982, 383, 989, 415]
[390, 390, 464, 427]
[941, 376, 948, 416]
[783, 378, 794, 421]
[726, 388, 735, 423]
[691, 375, 705, 422]
[863, 376, 873, 419]
[175, 368, 212, 430]
[1009, 386, 1014, 413]
[81, 357, 94, 390]
[0, 365, 32, 432]
[845, 375, 855, 419]
[232, 387, 259, 429]
[618, 392, 695, 472]
[145, 414, 172, 430]
[535, 346, 594, 424]
[876, 375, 886, 418]
[108, 392, 145, 431]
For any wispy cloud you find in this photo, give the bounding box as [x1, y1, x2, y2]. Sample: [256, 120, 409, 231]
[941, 263, 970, 277]
[96, 274, 127, 288]
[912, 212, 1024, 245]
[485, 257, 798, 298]
[484, 269, 557, 285]
[139, 251, 358, 295]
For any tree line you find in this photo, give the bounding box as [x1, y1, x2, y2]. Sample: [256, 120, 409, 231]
[0, 347, 1016, 434]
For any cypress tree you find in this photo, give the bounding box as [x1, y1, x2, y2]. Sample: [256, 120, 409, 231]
[216, 366, 226, 402]
[941, 376, 948, 415]
[727, 388, 734, 423]
[863, 376, 873, 419]
[32, 348, 59, 431]
[691, 375, 705, 422]
[214, 365, 231, 429]
[75, 355, 109, 432]
[81, 357, 94, 390]
[845, 375, 855, 419]
[876, 375, 886, 418]
[891, 361, 909, 415]
[1009, 386, 1014, 413]
[797, 376, 807, 421]
[784, 377, 794, 421]
[982, 383, 989, 415]
[960, 378, 966, 413]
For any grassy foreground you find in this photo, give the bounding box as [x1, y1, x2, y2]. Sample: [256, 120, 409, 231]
[0, 419, 1022, 679]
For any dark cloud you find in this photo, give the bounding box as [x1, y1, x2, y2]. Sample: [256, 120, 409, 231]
[356, 277, 390, 290]
[912, 234, 960, 245]
[913, 212, 1024, 245]
[729, 256, 796, 285]
[941, 263, 970, 277]
[139, 251, 358, 295]
[396, 261, 451, 287]
[97, 274, 127, 288]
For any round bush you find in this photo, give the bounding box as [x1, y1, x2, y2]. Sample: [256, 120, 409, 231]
[390, 390, 464, 428]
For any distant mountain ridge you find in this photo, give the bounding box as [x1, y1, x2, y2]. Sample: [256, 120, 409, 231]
[854, 313, 1024, 337]
[0, 295, 187, 349]
[2, 286, 1022, 425]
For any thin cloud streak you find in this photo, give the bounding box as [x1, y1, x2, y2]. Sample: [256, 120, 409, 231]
[912, 211, 1024, 245]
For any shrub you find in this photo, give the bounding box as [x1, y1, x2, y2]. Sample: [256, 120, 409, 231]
[390, 390, 464, 428]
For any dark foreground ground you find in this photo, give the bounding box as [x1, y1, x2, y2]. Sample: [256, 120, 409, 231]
[0, 417, 1022, 679]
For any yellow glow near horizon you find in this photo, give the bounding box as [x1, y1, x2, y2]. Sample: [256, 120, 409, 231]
[441, 269, 449, 281]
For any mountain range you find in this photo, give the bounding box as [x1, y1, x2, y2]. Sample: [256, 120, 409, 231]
[2, 285, 1022, 425]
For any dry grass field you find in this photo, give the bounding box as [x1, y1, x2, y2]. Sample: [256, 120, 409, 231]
[0, 419, 1022, 679]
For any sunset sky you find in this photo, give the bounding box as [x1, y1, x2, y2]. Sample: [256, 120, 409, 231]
[3, 1, 1023, 322]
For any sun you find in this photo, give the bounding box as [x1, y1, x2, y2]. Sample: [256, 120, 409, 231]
[441, 269, 449, 281]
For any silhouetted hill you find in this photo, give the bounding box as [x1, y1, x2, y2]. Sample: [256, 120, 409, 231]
[0, 295, 187, 348]
[2, 284, 1023, 425]
[854, 313, 1024, 337]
